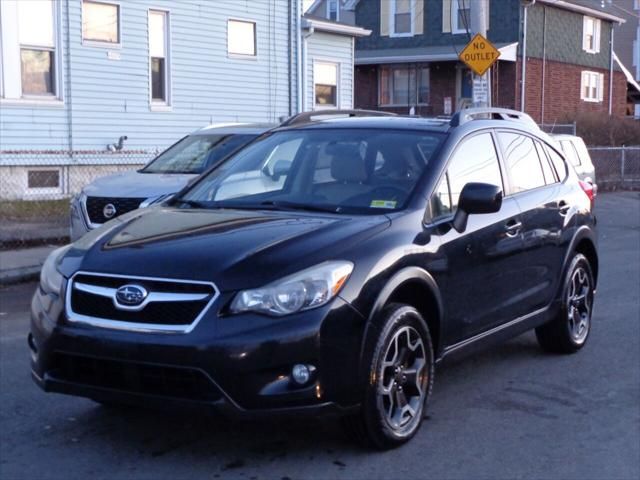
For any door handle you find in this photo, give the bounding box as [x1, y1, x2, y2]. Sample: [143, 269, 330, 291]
[505, 221, 522, 237]
[558, 201, 571, 216]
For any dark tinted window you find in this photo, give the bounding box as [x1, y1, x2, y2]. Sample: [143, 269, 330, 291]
[447, 133, 503, 211]
[499, 132, 546, 193]
[431, 173, 452, 219]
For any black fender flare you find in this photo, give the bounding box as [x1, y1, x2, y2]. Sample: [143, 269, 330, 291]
[358, 266, 444, 367]
[562, 226, 599, 289]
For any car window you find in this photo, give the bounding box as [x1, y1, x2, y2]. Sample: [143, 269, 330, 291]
[142, 134, 255, 174]
[561, 140, 581, 166]
[431, 173, 452, 219]
[182, 129, 445, 214]
[572, 137, 592, 166]
[545, 145, 568, 181]
[499, 132, 546, 193]
[446, 132, 503, 211]
[534, 140, 558, 185]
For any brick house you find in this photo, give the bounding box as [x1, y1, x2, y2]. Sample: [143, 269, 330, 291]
[351, 0, 627, 123]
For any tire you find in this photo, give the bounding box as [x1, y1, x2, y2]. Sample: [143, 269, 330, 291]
[535, 253, 595, 354]
[343, 303, 435, 449]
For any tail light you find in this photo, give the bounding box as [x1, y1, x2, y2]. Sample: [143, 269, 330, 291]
[579, 180, 596, 209]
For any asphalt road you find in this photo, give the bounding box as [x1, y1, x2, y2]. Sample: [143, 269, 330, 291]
[1, 192, 639, 480]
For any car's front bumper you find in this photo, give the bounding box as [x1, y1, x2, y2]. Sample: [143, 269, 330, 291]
[29, 283, 366, 416]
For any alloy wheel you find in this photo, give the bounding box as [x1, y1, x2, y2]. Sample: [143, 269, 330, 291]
[567, 266, 592, 343]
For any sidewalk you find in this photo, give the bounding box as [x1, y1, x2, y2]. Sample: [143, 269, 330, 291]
[0, 246, 57, 286]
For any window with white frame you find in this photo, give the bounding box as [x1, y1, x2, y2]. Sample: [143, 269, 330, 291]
[19, 0, 56, 96]
[379, 65, 430, 106]
[228, 20, 256, 56]
[0, 0, 60, 100]
[314, 62, 338, 108]
[149, 10, 170, 105]
[391, 0, 413, 36]
[82, 0, 120, 45]
[452, 0, 470, 34]
[327, 0, 339, 21]
[582, 16, 601, 53]
[580, 71, 603, 102]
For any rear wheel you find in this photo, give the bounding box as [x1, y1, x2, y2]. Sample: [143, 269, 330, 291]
[343, 304, 434, 449]
[536, 253, 594, 353]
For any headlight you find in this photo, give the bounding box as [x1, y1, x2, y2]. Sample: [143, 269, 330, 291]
[40, 245, 71, 295]
[229, 261, 354, 317]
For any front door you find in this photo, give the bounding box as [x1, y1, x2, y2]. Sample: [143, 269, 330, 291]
[428, 131, 526, 344]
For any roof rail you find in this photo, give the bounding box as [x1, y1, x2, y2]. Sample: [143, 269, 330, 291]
[449, 108, 538, 129]
[280, 109, 396, 127]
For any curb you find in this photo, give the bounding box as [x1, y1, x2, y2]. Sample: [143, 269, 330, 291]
[0, 266, 41, 286]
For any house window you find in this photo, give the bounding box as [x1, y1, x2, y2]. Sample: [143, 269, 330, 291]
[27, 169, 61, 194]
[18, 0, 56, 96]
[149, 10, 170, 105]
[82, 1, 120, 45]
[582, 16, 601, 54]
[327, 0, 339, 21]
[391, 0, 412, 36]
[228, 20, 256, 56]
[452, 0, 470, 34]
[581, 71, 603, 102]
[314, 62, 338, 108]
[380, 65, 430, 106]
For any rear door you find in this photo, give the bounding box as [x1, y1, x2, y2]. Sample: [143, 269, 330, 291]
[496, 131, 568, 316]
[428, 131, 525, 343]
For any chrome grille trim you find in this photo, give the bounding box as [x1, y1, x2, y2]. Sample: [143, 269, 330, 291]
[65, 271, 219, 334]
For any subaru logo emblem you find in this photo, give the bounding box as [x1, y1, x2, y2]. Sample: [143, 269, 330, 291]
[103, 203, 117, 219]
[115, 284, 148, 307]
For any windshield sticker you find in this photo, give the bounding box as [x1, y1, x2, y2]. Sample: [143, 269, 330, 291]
[370, 200, 397, 209]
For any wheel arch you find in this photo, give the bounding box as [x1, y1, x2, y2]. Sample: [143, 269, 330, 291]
[566, 227, 599, 288]
[361, 267, 445, 362]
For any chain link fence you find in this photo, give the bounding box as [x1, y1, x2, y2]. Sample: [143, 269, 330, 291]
[589, 146, 640, 191]
[0, 151, 157, 249]
[1, 144, 639, 250]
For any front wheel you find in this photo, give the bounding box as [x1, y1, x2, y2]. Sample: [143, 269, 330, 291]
[343, 304, 434, 449]
[536, 253, 595, 353]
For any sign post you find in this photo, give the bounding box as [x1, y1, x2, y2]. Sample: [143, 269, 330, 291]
[459, 33, 500, 108]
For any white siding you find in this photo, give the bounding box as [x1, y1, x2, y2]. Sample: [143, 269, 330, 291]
[1, 0, 297, 152]
[305, 31, 354, 110]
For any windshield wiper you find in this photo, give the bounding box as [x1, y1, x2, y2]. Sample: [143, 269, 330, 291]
[260, 200, 340, 214]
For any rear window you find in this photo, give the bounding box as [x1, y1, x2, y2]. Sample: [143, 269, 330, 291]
[560, 140, 581, 167]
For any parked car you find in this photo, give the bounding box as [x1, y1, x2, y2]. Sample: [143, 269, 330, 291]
[69, 123, 275, 241]
[32, 108, 598, 449]
[552, 134, 596, 185]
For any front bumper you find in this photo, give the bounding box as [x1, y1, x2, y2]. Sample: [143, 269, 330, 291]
[29, 283, 366, 416]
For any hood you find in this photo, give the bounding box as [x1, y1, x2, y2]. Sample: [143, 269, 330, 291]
[62, 206, 390, 291]
[82, 170, 197, 199]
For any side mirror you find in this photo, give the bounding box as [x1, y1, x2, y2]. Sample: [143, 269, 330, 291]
[270, 160, 291, 181]
[452, 182, 503, 233]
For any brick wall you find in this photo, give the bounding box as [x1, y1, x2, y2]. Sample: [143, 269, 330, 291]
[515, 57, 627, 123]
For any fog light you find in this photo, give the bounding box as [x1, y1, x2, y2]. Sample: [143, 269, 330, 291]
[291, 364, 314, 385]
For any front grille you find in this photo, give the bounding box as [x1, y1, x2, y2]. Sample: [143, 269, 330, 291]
[85, 196, 146, 224]
[50, 352, 221, 401]
[67, 272, 218, 332]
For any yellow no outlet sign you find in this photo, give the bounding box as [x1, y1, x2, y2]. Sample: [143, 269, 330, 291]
[459, 34, 501, 76]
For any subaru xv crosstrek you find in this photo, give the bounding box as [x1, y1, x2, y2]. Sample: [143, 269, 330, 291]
[31, 108, 598, 449]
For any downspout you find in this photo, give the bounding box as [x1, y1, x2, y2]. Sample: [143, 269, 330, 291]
[608, 26, 614, 115]
[296, 1, 303, 113]
[541, 5, 546, 123]
[521, 0, 535, 112]
[65, 0, 73, 155]
[301, 21, 314, 112]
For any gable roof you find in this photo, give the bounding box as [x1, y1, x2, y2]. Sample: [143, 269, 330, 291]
[537, 0, 625, 24]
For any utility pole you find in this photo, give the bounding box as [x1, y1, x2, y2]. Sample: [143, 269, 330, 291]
[470, 0, 491, 108]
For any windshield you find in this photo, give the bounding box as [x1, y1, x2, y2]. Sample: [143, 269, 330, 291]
[179, 129, 445, 214]
[141, 134, 256, 174]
